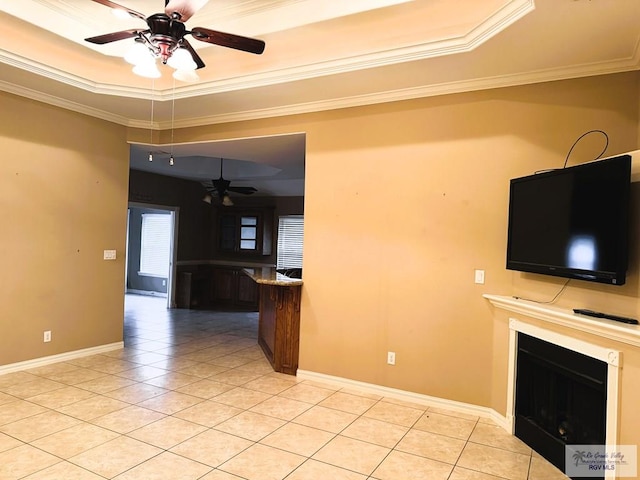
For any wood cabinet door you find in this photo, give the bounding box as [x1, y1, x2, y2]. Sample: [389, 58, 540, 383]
[213, 268, 235, 303]
[219, 215, 237, 252]
[236, 274, 259, 305]
[218, 213, 260, 253]
[217, 209, 273, 256]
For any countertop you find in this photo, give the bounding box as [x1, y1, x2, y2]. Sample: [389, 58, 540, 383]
[243, 267, 303, 286]
[177, 260, 276, 268]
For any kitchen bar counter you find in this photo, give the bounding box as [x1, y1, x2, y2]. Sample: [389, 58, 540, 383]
[243, 268, 301, 375]
[242, 267, 303, 286]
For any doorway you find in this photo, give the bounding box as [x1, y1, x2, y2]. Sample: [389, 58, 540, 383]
[125, 202, 179, 308]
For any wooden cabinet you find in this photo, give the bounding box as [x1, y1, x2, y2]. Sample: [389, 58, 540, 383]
[176, 272, 193, 308]
[212, 267, 234, 303]
[218, 209, 273, 256]
[257, 284, 301, 375]
[175, 268, 213, 309]
[212, 267, 259, 309]
[176, 265, 259, 310]
[237, 273, 259, 305]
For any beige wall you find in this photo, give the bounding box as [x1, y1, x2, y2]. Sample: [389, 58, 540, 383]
[0, 91, 129, 365]
[141, 72, 639, 414]
[3, 71, 640, 449]
[299, 73, 639, 406]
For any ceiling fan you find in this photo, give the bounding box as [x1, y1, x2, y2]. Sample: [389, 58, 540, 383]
[202, 159, 258, 206]
[84, 0, 265, 78]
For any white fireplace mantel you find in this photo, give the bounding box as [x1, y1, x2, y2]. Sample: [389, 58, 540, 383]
[483, 294, 640, 348]
[485, 294, 626, 480]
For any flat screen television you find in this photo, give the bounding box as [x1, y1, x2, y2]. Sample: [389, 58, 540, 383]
[506, 154, 632, 285]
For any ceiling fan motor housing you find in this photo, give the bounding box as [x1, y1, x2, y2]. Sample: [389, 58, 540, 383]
[147, 13, 187, 62]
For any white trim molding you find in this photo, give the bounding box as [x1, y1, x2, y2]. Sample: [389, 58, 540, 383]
[0, 342, 124, 376]
[507, 319, 620, 480]
[485, 294, 628, 480]
[297, 369, 509, 431]
[484, 294, 640, 348]
[0, 1, 535, 101]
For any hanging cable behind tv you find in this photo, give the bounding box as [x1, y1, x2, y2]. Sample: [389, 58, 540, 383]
[534, 129, 609, 174]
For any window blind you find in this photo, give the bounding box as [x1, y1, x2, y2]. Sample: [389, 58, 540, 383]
[140, 213, 171, 277]
[277, 215, 304, 269]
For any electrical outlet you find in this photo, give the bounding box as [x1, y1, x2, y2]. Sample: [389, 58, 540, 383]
[387, 351, 396, 365]
[474, 269, 485, 284]
[43, 331, 51, 343]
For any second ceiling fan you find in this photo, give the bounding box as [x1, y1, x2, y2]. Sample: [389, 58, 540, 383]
[202, 158, 258, 206]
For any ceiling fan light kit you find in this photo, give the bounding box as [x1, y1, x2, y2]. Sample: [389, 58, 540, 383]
[85, 0, 266, 81]
[124, 40, 150, 65]
[166, 47, 197, 70]
[172, 68, 199, 82]
[132, 60, 162, 79]
[128, 48, 196, 79]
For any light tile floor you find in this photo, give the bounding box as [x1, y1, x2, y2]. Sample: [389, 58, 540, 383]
[0, 294, 570, 479]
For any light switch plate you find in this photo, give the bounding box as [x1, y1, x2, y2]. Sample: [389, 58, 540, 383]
[103, 250, 117, 260]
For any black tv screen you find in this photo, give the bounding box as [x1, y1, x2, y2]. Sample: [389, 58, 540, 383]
[506, 154, 631, 285]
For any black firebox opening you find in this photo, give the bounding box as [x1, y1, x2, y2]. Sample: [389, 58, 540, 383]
[515, 333, 607, 479]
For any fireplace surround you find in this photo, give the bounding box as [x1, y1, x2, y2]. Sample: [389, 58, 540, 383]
[508, 321, 620, 479]
[483, 294, 629, 480]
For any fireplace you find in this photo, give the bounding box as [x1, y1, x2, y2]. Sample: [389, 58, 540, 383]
[483, 295, 624, 480]
[515, 332, 607, 479]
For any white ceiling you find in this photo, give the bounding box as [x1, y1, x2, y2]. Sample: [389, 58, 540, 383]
[129, 132, 306, 196]
[1, 0, 639, 197]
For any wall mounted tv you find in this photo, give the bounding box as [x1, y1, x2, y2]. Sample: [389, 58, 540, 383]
[506, 154, 632, 285]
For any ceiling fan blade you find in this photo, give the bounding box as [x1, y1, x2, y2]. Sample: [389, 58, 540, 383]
[165, 0, 209, 22]
[180, 38, 205, 69]
[228, 186, 258, 195]
[190, 27, 265, 55]
[88, 0, 146, 21]
[85, 29, 142, 44]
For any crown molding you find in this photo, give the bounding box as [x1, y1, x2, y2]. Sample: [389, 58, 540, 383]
[0, 0, 534, 101]
[3, 0, 639, 130]
[3, 53, 639, 131]
[0, 79, 136, 126]
[153, 58, 640, 129]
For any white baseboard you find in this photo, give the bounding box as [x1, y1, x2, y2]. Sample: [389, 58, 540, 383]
[126, 289, 167, 298]
[297, 369, 510, 432]
[0, 342, 124, 376]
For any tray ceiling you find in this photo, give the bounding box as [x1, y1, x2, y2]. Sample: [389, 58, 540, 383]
[2, 0, 639, 127]
[1, 0, 639, 196]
